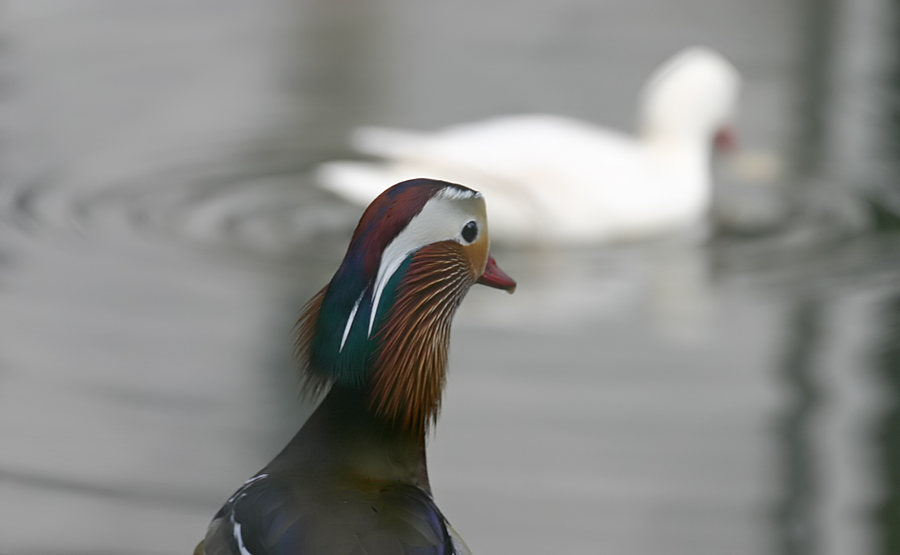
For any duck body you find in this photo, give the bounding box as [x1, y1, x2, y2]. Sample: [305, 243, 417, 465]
[196, 178, 515, 555]
[198, 387, 459, 555]
[317, 47, 740, 245]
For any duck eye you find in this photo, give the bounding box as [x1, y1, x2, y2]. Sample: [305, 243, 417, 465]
[461, 221, 478, 243]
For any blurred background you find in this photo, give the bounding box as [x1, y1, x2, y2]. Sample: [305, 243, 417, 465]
[1, 0, 900, 554]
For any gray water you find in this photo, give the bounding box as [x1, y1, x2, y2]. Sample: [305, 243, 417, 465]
[2, 1, 900, 554]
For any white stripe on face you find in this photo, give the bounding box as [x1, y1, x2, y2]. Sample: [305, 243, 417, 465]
[339, 291, 365, 352]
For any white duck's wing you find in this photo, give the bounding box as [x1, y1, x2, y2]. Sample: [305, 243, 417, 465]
[352, 127, 431, 158]
[316, 126, 439, 206]
[393, 114, 628, 179]
[319, 115, 624, 198]
[316, 161, 411, 206]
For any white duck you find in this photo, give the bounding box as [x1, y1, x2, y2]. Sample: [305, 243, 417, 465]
[317, 47, 741, 245]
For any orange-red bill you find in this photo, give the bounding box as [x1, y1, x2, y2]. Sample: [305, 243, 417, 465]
[477, 255, 516, 294]
[714, 126, 737, 152]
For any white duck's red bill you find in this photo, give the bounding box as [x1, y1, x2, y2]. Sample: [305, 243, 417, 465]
[477, 255, 516, 294]
[714, 125, 737, 152]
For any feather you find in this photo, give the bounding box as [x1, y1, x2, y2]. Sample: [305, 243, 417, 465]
[370, 241, 474, 433]
[294, 286, 328, 398]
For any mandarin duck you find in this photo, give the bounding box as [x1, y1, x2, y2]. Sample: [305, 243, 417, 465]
[317, 47, 741, 245]
[195, 178, 515, 555]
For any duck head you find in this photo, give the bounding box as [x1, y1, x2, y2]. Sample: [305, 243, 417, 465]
[638, 47, 741, 152]
[296, 178, 515, 431]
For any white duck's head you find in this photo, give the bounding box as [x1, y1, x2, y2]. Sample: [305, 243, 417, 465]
[638, 47, 741, 150]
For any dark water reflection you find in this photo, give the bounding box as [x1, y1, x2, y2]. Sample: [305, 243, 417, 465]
[774, 299, 823, 555]
[2, 1, 900, 554]
[873, 291, 900, 555]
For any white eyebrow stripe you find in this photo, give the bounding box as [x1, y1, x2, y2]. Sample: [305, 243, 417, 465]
[339, 291, 365, 352]
[369, 247, 414, 336]
[437, 187, 480, 200]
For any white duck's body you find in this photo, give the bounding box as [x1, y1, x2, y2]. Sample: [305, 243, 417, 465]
[318, 48, 741, 245]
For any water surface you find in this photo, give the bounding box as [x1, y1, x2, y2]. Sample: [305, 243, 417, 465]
[1, 1, 899, 554]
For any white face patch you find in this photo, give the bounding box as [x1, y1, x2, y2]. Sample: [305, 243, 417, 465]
[368, 190, 485, 336]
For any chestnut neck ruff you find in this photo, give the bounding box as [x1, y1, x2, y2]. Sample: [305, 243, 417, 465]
[295, 240, 476, 436]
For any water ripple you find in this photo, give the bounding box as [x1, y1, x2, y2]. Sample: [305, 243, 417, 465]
[2, 154, 361, 258]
